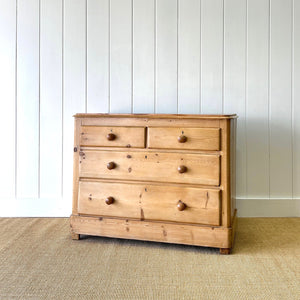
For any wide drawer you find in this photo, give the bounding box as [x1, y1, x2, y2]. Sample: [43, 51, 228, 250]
[80, 126, 146, 148]
[148, 127, 220, 150]
[78, 181, 221, 226]
[79, 150, 220, 186]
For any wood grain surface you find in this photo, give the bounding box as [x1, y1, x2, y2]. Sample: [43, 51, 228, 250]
[79, 150, 220, 186]
[78, 180, 221, 225]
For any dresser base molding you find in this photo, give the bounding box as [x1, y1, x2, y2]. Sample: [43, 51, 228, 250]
[70, 210, 237, 252]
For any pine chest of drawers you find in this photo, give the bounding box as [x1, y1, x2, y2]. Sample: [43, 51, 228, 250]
[70, 114, 237, 254]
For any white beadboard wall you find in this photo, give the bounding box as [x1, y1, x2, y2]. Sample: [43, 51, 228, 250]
[0, 0, 299, 217]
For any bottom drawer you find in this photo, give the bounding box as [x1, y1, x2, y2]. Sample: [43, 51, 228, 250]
[78, 181, 221, 226]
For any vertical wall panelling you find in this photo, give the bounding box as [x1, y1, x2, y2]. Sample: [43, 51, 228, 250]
[110, 0, 132, 113]
[63, 0, 86, 206]
[133, 0, 155, 113]
[87, 0, 109, 112]
[16, 0, 40, 198]
[177, 0, 200, 114]
[40, 0, 63, 198]
[0, 0, 16, 198]
[224, 0, 247, 198]
[156, 0, 178, 113]
[1, 0, 300, 216]
[246, 0, 270, 198]
[200, 0, 223, 114]
[294, 0, 300, 205]
[269, 0, 293, 198]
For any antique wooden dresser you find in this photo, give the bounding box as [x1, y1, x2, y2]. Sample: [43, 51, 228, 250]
[70, 114, 237, 254]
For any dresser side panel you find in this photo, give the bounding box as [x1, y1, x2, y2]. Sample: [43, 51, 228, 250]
[220, 119, 231, 227]
[72, 118, 82, 215]
[231, 118, 237, 217]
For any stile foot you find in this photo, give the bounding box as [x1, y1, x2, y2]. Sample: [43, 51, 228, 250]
[220, 248, 231, 255]
[71, 232, 80, 240]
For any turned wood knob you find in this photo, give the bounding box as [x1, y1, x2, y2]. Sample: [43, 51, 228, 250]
[105, 196, 115, 205]
[177, 200, 186, 211]
[178, 135, 187, 143]
[107, 133, 116, 141]
[107, 161, 116, 170]
[177, 165, 187, 173]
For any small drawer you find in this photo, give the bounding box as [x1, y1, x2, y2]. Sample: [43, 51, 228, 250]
[78, 181, 221, 226]
[148, 127, 220, 150]
[80, 126, 146, 148]
[79, 150, 220, 186]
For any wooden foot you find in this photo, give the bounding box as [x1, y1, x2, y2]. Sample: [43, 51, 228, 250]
[71, 232, 80, 240]
[220, 248, 231, 255]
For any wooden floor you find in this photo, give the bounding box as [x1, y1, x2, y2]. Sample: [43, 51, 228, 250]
[0, 217, 299, 299]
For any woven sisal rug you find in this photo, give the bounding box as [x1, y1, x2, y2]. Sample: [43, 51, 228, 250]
[0, 217, 299, 299]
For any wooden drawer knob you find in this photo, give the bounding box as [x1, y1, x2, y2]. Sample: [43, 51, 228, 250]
[107, 161, 116, 170]
[105, 196, 115, 205]
[177, 165, 187, 173]
[107, 133, 116, 141]
[177, 200, 186, 211]
[178, 135, 187, 143]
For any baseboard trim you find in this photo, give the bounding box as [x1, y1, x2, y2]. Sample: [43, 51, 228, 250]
[0, 197, 71, 217]
[237, 198, 300, 217]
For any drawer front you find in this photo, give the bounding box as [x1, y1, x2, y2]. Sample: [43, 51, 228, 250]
[80, 126, 146, 148]
[79, 150, 220, 186]
[78, 181, 221, 226]
[148, 127, 220, 150]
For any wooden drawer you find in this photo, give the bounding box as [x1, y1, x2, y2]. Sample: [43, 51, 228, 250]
[79, 150, 220, 186]
[78, 181, 221, 226]
[148, 127, 220, 150]
[80, 126, 146, 148]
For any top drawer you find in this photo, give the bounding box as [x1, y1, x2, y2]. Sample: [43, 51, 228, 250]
[148, 127, 220, 151]
[80, 126, 146, 148]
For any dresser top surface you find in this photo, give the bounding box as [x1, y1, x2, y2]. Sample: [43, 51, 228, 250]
[74, 113, 237, 119]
